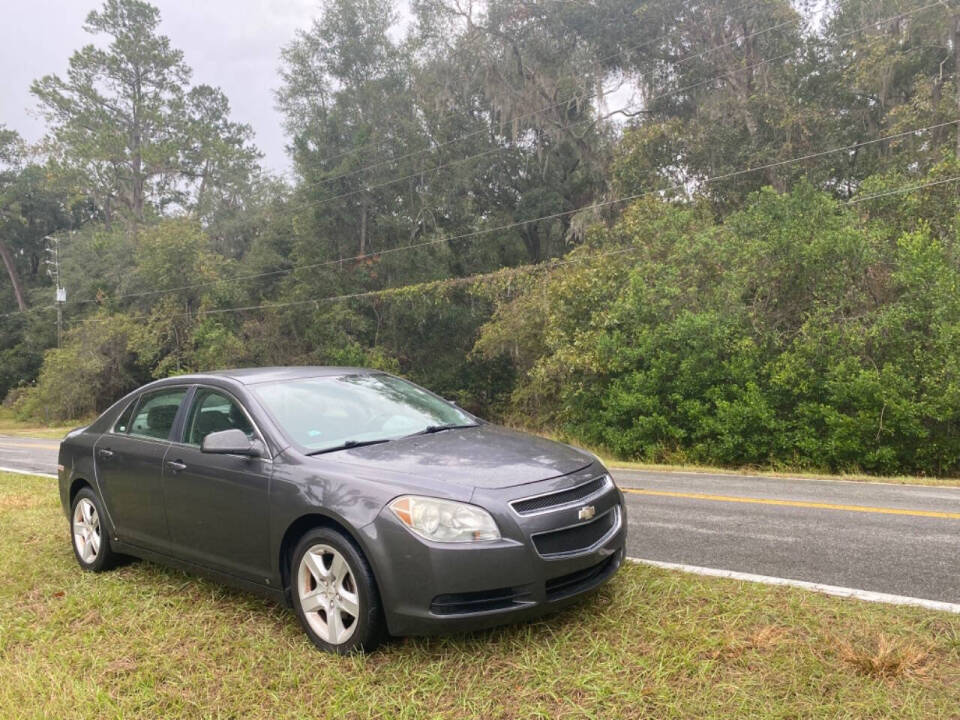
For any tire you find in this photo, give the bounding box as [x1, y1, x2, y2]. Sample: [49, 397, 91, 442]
[290, 527, 386, 654]
[70, 487, 117, 572]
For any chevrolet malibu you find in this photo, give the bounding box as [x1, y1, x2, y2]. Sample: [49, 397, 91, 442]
[58, 367, 626, 653]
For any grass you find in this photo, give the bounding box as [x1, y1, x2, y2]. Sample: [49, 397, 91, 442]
[0, 407, 82, 440]
[1, 473, 958, 719]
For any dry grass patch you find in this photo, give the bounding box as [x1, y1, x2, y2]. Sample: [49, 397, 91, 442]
[839, 634, 931, 680]
[1, 471, 958, 719]
[707, 624, 790, 661]
[0, 493, 42, 510]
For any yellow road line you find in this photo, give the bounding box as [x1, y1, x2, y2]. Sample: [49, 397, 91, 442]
[0, 440, 60, 451]
[620, 487, 960, 520]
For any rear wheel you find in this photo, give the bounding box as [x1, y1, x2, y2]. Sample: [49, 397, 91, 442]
[70, 487, 117, 572]
[291, 528, 385, 654]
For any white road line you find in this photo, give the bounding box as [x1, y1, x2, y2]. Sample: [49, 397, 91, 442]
[638, 519, 800, 544]
[627, 557, 960, 614]
[0, 466, 56, 479]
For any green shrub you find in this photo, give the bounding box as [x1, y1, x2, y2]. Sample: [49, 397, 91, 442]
[11, 315, 144, 423]
[476, 180, 960, 476]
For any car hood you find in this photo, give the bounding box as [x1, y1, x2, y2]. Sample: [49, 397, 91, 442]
[314, 424, 595, 489]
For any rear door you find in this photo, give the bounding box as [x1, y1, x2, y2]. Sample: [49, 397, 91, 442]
[94, 387, 188, 552]
[161, 386, 273, 582]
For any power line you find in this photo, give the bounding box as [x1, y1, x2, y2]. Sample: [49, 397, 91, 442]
[3, 116, 954, 323]
[70, 244, 679, 326]
[846, 174, 960, 204]
[1, 115, 947, 323]
[70, 168, 960, 326]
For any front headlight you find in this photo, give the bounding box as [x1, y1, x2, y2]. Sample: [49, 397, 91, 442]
[388, 495, 501, 543]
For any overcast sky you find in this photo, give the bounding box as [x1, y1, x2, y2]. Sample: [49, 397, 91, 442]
[0, 0, 329, 176]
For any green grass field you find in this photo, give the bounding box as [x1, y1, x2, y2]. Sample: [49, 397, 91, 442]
[1, 472, 958, 718]
[0, 408, 81, 440]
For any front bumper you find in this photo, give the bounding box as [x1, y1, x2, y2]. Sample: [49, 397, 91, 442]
[360, 464, 627, 636]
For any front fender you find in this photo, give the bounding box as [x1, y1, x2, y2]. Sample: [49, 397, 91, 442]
[266, 451, 474, 588]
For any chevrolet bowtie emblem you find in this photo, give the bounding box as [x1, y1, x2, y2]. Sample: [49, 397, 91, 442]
[578, 505, 596, 521]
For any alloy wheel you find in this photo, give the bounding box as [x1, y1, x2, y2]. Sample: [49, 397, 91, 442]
[297, 543, 361, 645]
[73, 498, 101, 564]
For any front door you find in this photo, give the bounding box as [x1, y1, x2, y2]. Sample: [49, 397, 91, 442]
[94, 387, 188, 551]
[161, 387, 272, 582]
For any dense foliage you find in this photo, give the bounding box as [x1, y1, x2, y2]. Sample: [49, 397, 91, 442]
[2, 0, 960, 475]
[477, 174, 960, 475]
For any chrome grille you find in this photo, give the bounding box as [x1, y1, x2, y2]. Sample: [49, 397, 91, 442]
[511, 475, 608, 515]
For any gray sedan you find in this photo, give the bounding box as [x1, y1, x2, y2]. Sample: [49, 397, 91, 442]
[58, 367, 626, 653]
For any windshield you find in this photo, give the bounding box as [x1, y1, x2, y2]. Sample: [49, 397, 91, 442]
[251, 374, 476, 452]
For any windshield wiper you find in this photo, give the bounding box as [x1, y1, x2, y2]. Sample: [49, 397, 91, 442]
[305, 438, 392, 456]
[405, 423, 478, 438]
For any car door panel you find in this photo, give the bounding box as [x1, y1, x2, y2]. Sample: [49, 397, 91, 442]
[94, 387, 189, 552]
[162, 449, 273, 581]
[161, 387, 272, 582]
[95, 435, 173, 551]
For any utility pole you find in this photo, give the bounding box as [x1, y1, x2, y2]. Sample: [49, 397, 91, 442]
[44, 236, 66, 347]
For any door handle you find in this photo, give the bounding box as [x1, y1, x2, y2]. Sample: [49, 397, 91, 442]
[97, 448, 114, 459]
[166, 460, 187, 473]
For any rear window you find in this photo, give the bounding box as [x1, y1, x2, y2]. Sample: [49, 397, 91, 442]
[128, 389, 187, 441]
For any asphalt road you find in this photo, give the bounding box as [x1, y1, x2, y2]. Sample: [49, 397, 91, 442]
[615, 469, 960, 605]
[3, 434, 959, 604]
[0, 435, 60, 476]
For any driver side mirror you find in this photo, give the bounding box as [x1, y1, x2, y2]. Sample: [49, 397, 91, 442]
[201, 428, 263, 457]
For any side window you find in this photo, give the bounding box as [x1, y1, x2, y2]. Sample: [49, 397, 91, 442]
[129, 389, 187, 441]
[185, 389, 255, 446]
[113, 399, 137, 434]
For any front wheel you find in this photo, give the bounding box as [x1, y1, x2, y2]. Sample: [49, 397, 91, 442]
[291, 528, 385, 654]
[70, 487, 117, 572]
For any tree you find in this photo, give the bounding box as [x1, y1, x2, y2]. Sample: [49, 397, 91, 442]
[0, 126, 75, 312]
[413, 0, 619, 260]
[31, 0, 260, 227]
[608, 0, 810, 208]
[820, 0, 960, 177]
[278, 0, 428, 267]
[0, 126, 28, 310]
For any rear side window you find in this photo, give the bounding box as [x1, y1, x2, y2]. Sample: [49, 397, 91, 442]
[129, 388, 187, 441]
[113, 399, 137, 434]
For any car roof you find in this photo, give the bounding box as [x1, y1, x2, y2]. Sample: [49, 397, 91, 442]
[159, 366, 379, 386]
